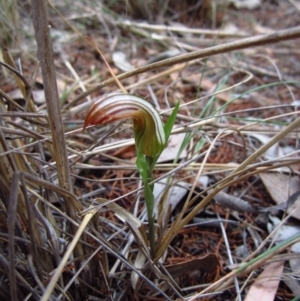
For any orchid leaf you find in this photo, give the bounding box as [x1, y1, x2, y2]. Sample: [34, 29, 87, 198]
[163, 102, 180, 144]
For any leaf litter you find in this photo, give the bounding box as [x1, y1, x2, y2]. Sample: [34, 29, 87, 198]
[1, 0, 300, 300]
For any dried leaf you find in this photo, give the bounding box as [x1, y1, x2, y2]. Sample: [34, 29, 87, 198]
[131, 250, 147, 289]
[287, 242, 300, 296]
[112, 51, 134, 72]
[8, 89, 46, 105]
[244, 261, 283, 301]
[260, 190, 300, 214]
[267, 215, 300, 244]
[249, 134, 278, 160]
[227, 0, 261, 10]
[260, 173, 300, 220]
[165, 253, 218, 278]
[153, 178, 189, 219]
[157, 133, 187, 163]
[96, 198, 148, 253]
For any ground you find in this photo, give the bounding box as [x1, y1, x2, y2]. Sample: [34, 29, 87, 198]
[0, 0, 300, 300]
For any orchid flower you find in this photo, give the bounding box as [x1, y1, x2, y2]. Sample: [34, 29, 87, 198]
[84, 93, 166, 158]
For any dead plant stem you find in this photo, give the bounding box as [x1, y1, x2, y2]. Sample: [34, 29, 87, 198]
[31, 0, 72, 193]
[31, 0, 84, 264]
[155, 116, 300, 260]
[73, 26, 300, 104]
[188, 232, 300, 300]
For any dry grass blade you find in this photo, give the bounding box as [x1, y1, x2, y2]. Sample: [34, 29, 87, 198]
[2, 1, 300, 300]
[188, 233, 300, 300]
[40, 206, 97, 301]
[73, 25, 300, 104]
[30, 0, 85, 263]
[96, 198, 148, 252]
[7, 171, 19, 301]
[31, 0, 72, 193]
[3, 49, 33, 108]
[0, 254, 40, 300]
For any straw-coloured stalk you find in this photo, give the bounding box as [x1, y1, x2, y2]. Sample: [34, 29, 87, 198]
[84, 93, 166, 158]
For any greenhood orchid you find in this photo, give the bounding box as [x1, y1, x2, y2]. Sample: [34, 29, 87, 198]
[84, 92, 179, 258]
[83, 93, 166, 158]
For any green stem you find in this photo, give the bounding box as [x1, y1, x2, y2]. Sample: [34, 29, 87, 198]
[145, 156, 156, 258]
[146, 156, 155, 189]
[136, 151, 157, 257]
[146, 200, 156, 259]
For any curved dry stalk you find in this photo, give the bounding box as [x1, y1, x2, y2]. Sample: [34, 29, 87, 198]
[40, 206, 97, 301]
[72, 26, 300, 104]
[120, 20, 248, 37]
[188, 232, 300, 300]
[154, 115, 300, 260]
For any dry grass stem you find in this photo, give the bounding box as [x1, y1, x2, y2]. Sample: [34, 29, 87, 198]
[1, 1, 300, 300]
